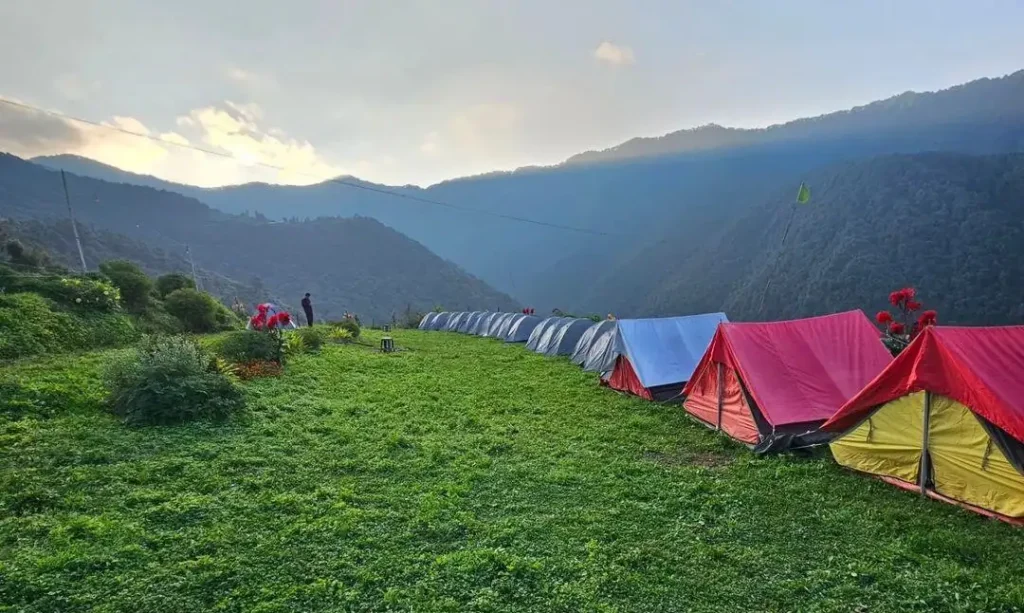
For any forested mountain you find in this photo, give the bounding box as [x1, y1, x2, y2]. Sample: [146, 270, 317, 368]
[564, 70, 1024, 165]
[0, 154, 516, 320]
[583, 152, 1024, 325]
[33, 70, 1024, 310]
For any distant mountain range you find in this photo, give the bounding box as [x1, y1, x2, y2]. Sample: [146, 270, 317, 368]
[0, 154, 516, 320]
[19, 69, 1024, 324]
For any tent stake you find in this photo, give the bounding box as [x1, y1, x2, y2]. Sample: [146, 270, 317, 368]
[716, 362, 724, 431]
[919, 391, 932, 495]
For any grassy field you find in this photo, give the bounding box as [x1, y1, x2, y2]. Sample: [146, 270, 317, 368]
[2, 330, 1024, 612]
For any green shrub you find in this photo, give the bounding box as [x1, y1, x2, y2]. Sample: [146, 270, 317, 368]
[132, 301, 183, 335]
[332, 318, 361, 339]
[99, 260, 153, 312]
[0, 293, 138, 360]
[295, 326, 328, 352]
[213, 330, 281, 363]
[164, 288, 236, 333]
[155, 272, 195, 299]
[103, 336, 245, 426]
[0, 267, 121, 312]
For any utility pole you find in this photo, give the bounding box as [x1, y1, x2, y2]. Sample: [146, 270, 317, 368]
[185, 244, 200, 290]
[60, 170, 88, 273]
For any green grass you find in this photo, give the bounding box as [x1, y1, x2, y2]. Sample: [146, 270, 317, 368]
[2, 330, 1024, 612]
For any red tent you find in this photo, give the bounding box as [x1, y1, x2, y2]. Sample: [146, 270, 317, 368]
[822, 326, 1024, 522]
[824, 326, 1024, 441]
[683, 310, 892, 452]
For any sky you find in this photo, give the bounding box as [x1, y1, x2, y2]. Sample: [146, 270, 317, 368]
[1, 0, 1023, 188]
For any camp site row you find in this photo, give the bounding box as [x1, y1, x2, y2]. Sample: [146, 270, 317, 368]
[418, 310, 1024, 525]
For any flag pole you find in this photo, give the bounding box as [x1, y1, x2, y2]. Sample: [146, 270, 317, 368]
[757, 183, 808, 315]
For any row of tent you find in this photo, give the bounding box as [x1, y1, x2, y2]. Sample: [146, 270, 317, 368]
[419, 309, 1024, 523]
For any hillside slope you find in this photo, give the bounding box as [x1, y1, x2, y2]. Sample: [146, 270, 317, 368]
[33, 71, 1024, 309]
[584, 153, 1024, 325]
[0, 154, 517, 320]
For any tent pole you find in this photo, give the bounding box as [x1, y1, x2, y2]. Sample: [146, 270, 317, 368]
[919, 391, 932, 495]
[716, 362, 724, 431]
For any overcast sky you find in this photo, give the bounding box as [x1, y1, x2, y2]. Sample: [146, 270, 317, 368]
[1, 0, 1023, 187]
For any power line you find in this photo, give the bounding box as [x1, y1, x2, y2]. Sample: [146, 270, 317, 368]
[0, 97, 612, 237]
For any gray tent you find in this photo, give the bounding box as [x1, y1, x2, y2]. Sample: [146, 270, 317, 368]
[572, 320, 616, 364]
[506, 315, 541, 342]
[430, 312, 452, 331]
[545, 319, 596, 357]
[496, 314, 525, 340]
[458, 311, 483, 333]
[580, 321, 621, 372]
[526, 317, 562, 350]
[531, 317, 573, 353]
[484, 313, 514, 337]
[446, 312, 467, 332]
[470, 312, 495, 335]
[418, 312, 437, 330]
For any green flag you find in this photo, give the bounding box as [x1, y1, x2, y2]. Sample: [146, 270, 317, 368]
[796, 182, 811, 204]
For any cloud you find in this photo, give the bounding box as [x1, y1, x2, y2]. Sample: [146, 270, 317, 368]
[593, 41, 635, 66]
[52, 74, 100, 101]
[420, 131, 440, 156]
[0, 97, 87, 155]
[178, 101, 344, 183]
[225, 66, 276, 90]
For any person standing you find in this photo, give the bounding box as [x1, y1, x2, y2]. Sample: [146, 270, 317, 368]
[301, 293, 314, 327]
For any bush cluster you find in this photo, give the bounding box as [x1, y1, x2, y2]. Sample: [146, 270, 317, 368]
[330, 318, 361, 339]
[164, 288, 238, 333]
[213, 330, 281, 363]
[294, 326, 328, 352]
[103, 336, 245, 425]
[0, 293, 139, 361]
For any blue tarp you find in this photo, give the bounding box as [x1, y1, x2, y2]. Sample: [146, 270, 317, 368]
[612, 313, 729, 387]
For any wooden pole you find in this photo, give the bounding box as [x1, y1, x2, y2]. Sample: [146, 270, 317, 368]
[919, 391, 932, 495]
[716, 362, 725, 431]
[60, 170, 88, 273]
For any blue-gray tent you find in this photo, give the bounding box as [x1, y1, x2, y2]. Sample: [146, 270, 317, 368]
[458, 311, 483, 333]
[544, 319, 596, 357]
[418, 312, 437, 330]
[446, 312, 467, 332]
[603, 313, 729, 401]
[496, 314, 525, 340]
[572, 320, 615, 365]
[506, 315, 541, 342]
[526, 317, 564, 351]
[429, 312, 452, 331]
[470, 312, 496, 335]
[532, 317, 573, 354]
[484, 313, 514, 337]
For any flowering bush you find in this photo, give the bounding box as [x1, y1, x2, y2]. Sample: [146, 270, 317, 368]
[876, 287, 938, 355]
[235, 360, 283, 380]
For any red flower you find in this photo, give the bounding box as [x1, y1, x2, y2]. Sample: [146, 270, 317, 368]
[888, 291, 903, 307]
[902, 287, 916, 300]
[917, 310, 938, 328]
[278, 312, 291, 326]
[875, 311, 893, 324]
[905, 300, 922, 312]
[888, 322, 906, 335]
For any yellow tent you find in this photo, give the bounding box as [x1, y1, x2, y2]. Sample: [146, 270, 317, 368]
[823, 327, 1024, 523]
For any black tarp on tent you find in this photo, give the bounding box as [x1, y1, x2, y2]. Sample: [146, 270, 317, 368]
[496, 314, 525, 340]
[471, 312, 496, 335]
[458, 311, 483, 333]
[533, 318, 573, 354]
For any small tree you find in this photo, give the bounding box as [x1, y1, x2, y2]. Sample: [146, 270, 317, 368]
[164, 288, 223, 333]
[155, 272, 195, 299]
[100, 260, 153, 312]
[875, 287, 938, 355]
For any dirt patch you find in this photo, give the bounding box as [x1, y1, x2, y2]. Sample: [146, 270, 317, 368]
[642, 450, 733, 469]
